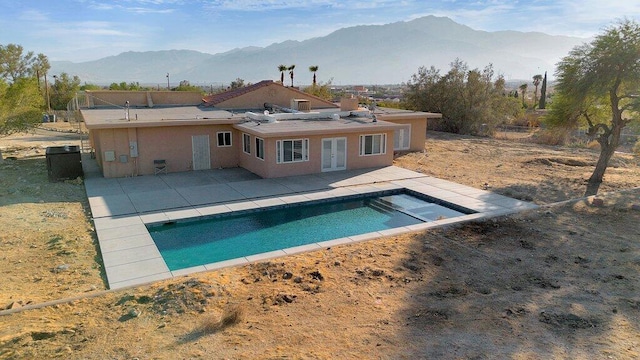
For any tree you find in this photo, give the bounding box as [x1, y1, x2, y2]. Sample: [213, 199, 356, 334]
[309, 65, 319, 86]
[0, 44, 36, 83]
[278, 64, 287, 85]
[532, 74, 543, 107]
[519, 83, 528, 108]
[0, 77, 43, 161]
[32, 53, 50, 89]
[539, 72, 548, 109]
[288, 65, 295, 87]
[551, 19, 640, 196]
[50, 73, 81, 110]
[229, 78, 246, 89]
[80, 83, 102, 91]
[405, 59, 521, 135]
[175, 80, 203, 93]
[303, 79, 333, 100]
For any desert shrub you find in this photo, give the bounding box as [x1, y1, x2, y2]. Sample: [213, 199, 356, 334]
[201, 305, 244, 334]
[633, 139, 640, 155]
[531, 129, 569, 146]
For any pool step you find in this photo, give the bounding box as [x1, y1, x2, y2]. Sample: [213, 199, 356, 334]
[368, 199, 396, 215]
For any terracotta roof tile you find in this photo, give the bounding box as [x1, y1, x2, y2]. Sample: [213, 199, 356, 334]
[202, 80, 273, 106]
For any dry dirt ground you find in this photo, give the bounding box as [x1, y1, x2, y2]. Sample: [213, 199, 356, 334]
[1, 125, 639, 359]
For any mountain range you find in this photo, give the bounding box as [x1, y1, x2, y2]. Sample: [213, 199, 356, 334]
[50, 16, 587, 86]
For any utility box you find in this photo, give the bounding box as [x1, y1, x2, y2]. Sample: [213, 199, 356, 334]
[46, 145, 83, 182]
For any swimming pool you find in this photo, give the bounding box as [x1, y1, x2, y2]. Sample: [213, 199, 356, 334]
[147, 190, 473, 271]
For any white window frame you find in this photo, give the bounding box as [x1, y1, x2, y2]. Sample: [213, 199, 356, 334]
[255, 137, 265, 160]
[242, 133, 251, 154]
[359, 134, 386, 156]
[276, 138, 309, 164]
[216, 131, 232, 147]
[393, 125, 411, 150]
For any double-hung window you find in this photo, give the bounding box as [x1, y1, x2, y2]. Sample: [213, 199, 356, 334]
[217, 131, 232, 147]
[359, 134, 386, 156]
[255, 137, 265, 160]
[242, 133, 251, 154]
[276, 139, 309, 163]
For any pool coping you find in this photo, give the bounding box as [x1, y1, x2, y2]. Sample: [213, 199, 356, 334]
[86, 166, 537, 289]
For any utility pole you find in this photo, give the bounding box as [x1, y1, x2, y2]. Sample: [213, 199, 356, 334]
[45, 75, 51, 113]
[166, 73, 170, 90]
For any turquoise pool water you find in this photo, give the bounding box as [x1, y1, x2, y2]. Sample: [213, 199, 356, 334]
[148, 192, 470, 271]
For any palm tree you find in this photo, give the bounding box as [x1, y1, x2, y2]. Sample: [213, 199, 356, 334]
[309, 65, 319, 86]
[288, 65, 295, 87]
[532, 74, 543, 108]
[277, 64, 287, 85]
[519, 83, 528, 108]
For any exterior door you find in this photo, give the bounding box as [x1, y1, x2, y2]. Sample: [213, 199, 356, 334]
[191, 135, 211, 171]
[321, 137, 346, 172]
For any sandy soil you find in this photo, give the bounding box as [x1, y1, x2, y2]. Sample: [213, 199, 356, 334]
[0, 125, 639, 359]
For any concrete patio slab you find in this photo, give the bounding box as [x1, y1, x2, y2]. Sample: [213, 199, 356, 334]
[88, 194, 137, 218]
[176, 183, 244, 206]
[128, 189, 190, 213]
[99, 233, 156, 253]
[273, 174, 331, 192]
[228, 178, 294, 198]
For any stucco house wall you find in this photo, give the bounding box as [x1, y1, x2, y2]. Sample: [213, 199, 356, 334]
[377, 114, 429, 152]
[237, 131, 394, 178]
[85, 91, 202, 108]
[91, 124, 239, 178]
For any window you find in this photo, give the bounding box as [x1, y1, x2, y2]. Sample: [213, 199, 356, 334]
[217, 131, 232, 147]
[276, 139, 309, 163]
[242, 133, 251, 154]
[359, 134, 386, 156]
[393, 125, 411, 150]
[255, 137, 265, 160]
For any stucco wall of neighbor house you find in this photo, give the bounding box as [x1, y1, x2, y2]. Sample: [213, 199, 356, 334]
[93, 124, 239, 178]
[216, 83, 337, 110]
[85, 91, 202, 108]
[377, 114, 428, 152]
[238, 131, 394, 178]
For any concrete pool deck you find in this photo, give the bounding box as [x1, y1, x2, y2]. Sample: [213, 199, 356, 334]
[83, 159, 537, 289]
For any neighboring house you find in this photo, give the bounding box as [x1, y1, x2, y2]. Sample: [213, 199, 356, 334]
[80, 81, 441, 179]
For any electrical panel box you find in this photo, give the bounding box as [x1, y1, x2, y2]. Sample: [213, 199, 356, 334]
[104, 150, 116, 162]
[129, 141, 138, 158]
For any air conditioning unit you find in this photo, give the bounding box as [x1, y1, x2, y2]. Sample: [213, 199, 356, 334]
[290, 99, 311, 112]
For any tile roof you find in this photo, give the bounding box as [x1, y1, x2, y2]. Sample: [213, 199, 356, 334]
[201, 79, 338, 109]
[202, 80, 274, 107]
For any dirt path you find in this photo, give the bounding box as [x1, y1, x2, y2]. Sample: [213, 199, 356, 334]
[0, 128, 639, 359]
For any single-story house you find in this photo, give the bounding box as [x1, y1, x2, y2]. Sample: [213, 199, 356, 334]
[80, 80, 441, 178]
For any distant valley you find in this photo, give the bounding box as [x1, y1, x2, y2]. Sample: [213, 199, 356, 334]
[50, 15, 587, 86]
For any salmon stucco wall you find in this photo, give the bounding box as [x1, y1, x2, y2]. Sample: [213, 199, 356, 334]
[86, 91, 202, 108]
[238, 131, 394, 178]
[377, 114, 428, 152]
[94, 124, 239, 178]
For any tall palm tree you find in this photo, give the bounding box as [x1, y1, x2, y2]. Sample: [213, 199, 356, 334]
[288, 65, 295, 87]
[309, 65, 319, 86]
[519, 83, 528, 108]
[277, 64, 287, 85]
[532, 74, 543, 108]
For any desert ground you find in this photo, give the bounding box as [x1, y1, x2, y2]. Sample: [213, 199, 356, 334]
[0, 123, 639, 359]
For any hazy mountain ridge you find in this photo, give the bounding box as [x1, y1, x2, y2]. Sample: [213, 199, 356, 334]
[50, 16, 586, 85]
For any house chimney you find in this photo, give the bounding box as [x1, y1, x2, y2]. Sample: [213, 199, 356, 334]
[340, 96, 359, 111]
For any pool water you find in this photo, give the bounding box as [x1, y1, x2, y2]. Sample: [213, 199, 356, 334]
[148, 192, 469, 271]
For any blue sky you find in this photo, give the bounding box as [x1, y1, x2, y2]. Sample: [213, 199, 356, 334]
[0, 0, 638, 62]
